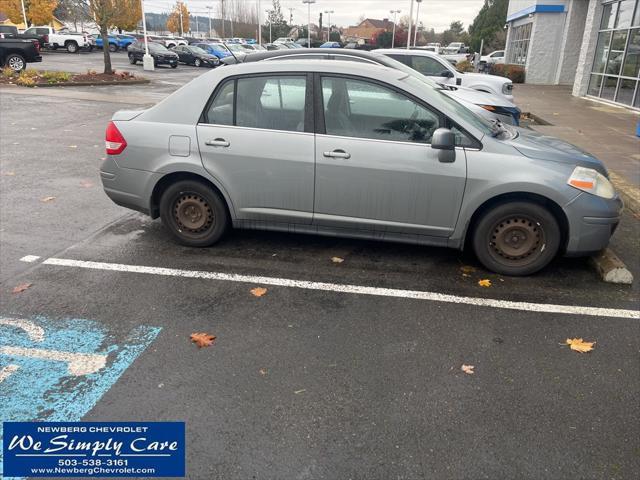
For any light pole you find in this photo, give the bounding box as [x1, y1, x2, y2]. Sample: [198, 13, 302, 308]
[140, 0, 153, 70]
[413, 0, 422, 47]
[20, 0, 28, 29]
[406, 0, 414, 50]
[265, 9, 272, 43]
[390, 9, 400, 48]
[258, 0, 262, 45]
[207, 5, 212, 37]
[324, 10, 333, 42]
[302, 0, 315, 47]
[195, 13, 199, 36]
[179, 2, 183, 36]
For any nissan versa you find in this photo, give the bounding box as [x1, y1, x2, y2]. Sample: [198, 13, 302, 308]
[100, 61, 622, 276]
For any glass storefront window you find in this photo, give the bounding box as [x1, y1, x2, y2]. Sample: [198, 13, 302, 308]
[589, 0, 640, 108]
[507, 23, 532, 65]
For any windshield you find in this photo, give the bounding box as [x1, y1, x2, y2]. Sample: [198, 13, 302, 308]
[149, 42, 169, 52]
[189, 46, 207, 54]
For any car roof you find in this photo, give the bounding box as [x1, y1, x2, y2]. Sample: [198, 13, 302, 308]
[240, 48, 385, 63]
[375, 48, 438, 58]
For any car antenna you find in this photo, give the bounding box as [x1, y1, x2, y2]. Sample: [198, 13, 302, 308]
[223, 41, 241, 64]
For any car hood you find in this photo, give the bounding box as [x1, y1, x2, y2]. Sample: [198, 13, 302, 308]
[462, 71, 510, 87]
[442, 85, 514, 107]
[507, 127, 608, 175]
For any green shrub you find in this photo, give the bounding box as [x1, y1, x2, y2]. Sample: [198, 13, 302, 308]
[490, 64, 526, 83]
[42, 71, 71, 83]
[456, 60, 474, 72]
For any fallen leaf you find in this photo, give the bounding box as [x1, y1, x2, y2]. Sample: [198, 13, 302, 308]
[460, 265, 476, 274]
[461, 364, 475, 375]
[478, 279, 492, 287]
[12, 283, 32, 294]
[565, 338, 596, 353]
[331, 256, 344, 263]
[190, 332, 216, 348]
[68, 145, 78, 149]
[79, 180, 94, 188]
[1, 171, 16, 176]
[294, 389, 306, 394]
[462, 273, 471, 278]
[259, 368, 268, 376]
[40, 196, 56, 203]
[251, 287, 267, 297]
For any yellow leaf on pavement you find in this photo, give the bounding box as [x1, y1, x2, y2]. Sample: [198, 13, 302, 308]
[40, 196, 56, 203]
[460, 265, 476, 274]
[251, 287, 268, 297]
[331, 256, 344, 263]
[190, 332, 216, 348]
[565, 338, 596, 353]
[461, 364, 475, 375]
[478, 279, 492, 287]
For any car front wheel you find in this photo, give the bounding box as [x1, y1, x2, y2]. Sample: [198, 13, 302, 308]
[5, 54, 26, 72]
[472, 201, 561, 276]
[194, 58, 201, 67]
[160, 180, 229, 247]
[128, 53, 136, 64]
[108, 43, 118, 52]
[66, 41, 78, 53]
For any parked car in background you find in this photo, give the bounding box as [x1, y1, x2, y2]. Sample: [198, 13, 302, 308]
[0, 37, 42, 71]
[127, 40, 178, 68]
[26, 26, 91, 53]
[100, 60, 622, 276]
[480, 50, 505, 65]
[375, 49, 514, 102]
[237, 48, 521, 125]
[159, 36, 188, 48]
[224, 42, 249, 59]
[192, 42, 233, 60]
[172, 45, 220, 67]
[116, 35, 135, 49]
[93, 34, 120, 52]
[238, 43, 266, 52]
[275, 37, 295, 43]
[0, 25, 47, 49]
[264, 43, 288, 51]
[320, 41, 341, 48]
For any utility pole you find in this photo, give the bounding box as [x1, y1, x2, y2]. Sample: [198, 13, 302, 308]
[195, 14, 199, 36]
[406, 0, 414, 49]
[265, 10, 272, 43]
[324, 10, 334, 42]
[413, 0, 422, 47]
[288, 7, 295, 25]
[302, 0, 315, 47]
[390, 9, 400, 48]
[220, 0, 225, 38]
[20, 0, 28, 29]
[140, 0, 153, 70]
[179, 2, 183, 36]
[258, 0, 262, 44]
[207, 5, 212, 37]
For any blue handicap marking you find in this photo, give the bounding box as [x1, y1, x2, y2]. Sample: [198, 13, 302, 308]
[0, 316, 161, 478]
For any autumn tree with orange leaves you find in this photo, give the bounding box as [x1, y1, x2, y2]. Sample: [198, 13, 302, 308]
[2, 0, 58, 26]
[89, 0, 141, 73]
[166, 2, 189, 35]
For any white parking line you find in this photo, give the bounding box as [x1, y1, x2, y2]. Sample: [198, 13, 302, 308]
[24, 256, 640, 319]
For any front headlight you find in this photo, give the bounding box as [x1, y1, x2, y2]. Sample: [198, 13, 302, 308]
[502, 83, 513, 95]
[567, 166, 615, 199]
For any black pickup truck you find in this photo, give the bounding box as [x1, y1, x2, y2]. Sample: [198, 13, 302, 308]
[0, 37, 42, 71]
[0, 25, 47, 48]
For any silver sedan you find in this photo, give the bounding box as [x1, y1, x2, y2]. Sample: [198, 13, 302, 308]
[100, 61, 622, 275]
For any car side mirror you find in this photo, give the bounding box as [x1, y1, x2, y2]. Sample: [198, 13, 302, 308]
[431, 128, 456, 163]
[441, 70, 454, 78]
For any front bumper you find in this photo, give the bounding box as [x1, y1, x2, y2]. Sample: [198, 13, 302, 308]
[564, 192, 624, 256]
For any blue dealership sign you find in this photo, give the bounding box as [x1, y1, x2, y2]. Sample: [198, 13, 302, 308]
[3, 422, 185, 477]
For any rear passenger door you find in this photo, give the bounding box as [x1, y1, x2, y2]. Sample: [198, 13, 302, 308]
[197, 74, 315, 224]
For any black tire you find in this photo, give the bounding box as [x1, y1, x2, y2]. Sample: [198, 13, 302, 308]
[128, 53, 136, 64]
[50, 44, 58, 50]
[472, 201, 561, 276]
[170, 63, 178, 69]
[66, 41, 78, 53]
[108, 43, 118, 52]
[194, 58, 201, 67]
[87, 45, 94, 52]
[5, 53, 26, 72]
[160, 180, 228, 247]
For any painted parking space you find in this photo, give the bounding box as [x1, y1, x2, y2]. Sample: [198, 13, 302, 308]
[0, 315, 160, 476]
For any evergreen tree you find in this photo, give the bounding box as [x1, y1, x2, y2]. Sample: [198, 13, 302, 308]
[468, 0, 509, 52]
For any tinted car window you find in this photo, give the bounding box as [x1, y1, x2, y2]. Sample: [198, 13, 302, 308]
[321, 77, 439, 144]
[206, 80, 235, 126]
[37, 28, 49, 35]
[410, 56, 447, 76]
[236, 76, 306, 132]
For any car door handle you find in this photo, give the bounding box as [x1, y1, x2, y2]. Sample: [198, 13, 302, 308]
[205, 138, 230, 147]
[323, 149, 351, 159]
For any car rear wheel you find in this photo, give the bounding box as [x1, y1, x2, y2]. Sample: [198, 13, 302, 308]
[5, 54, 26, 72]
[472, 201, 561, 276]
[171, 63, 178, 69]
[66, 41, 78, 53]
[108, 43, 118, 52]
[160, 180, 228, 247]
[128, 53, 136, 64]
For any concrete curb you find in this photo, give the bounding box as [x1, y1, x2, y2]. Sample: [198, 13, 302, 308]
[590, 248, 634, 285]
[31, 79, 151, 87]
[609, 171, 640, 216]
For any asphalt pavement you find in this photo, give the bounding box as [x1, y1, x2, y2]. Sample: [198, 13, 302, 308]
[0, 50, 639, 480]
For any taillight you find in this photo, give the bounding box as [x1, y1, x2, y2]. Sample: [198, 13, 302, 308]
[32, 39, 40, 52]
[105, 121, 127, 155]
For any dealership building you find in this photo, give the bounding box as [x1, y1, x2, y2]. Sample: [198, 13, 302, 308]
[505, 0, 639, 109]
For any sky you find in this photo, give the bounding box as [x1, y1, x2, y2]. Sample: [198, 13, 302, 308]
[142, 0, 486, 32]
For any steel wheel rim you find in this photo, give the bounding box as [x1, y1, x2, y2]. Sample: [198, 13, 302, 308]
[9, 56, 24, 71]
[173, 193, 214, 236]
[488, 215, 545, 267]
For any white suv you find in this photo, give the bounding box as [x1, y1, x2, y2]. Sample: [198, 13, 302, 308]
[376, 49, 514, 102]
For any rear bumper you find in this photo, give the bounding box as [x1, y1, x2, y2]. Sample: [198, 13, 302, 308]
[100, 157, 157, 215]
[564, 192, 624, 256]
